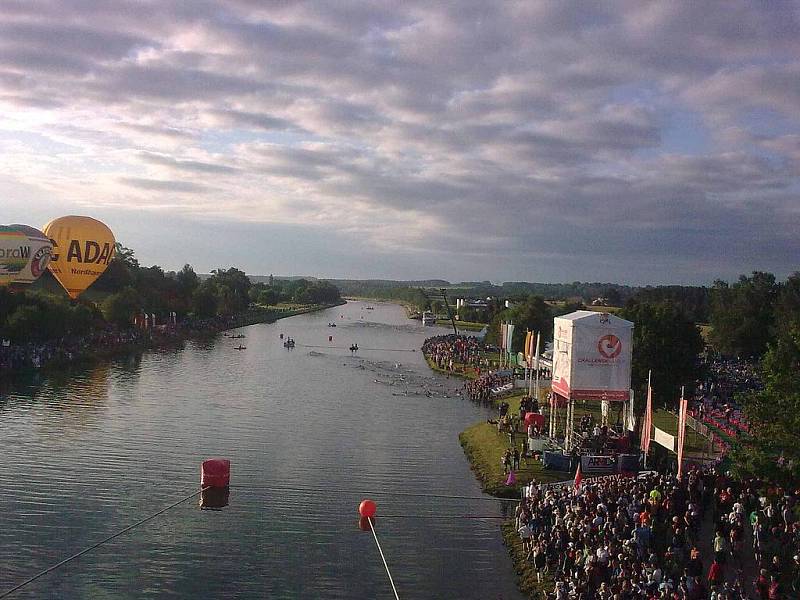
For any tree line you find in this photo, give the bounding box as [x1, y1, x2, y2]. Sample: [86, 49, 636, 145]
[0, 244, 342, 343]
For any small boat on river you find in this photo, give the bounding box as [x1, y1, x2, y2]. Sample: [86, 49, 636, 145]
[234, 346, 246, 350]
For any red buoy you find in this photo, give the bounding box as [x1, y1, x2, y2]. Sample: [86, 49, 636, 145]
[358, 499, 377, 518]
[201, 458, 230, 489]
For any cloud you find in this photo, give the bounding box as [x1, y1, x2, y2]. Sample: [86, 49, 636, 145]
[0, 1, 798, 283]
[119, 177, 213, 193]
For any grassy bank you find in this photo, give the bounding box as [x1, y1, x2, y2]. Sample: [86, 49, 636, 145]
[458, 390, 568, 497]
[501, 520, 550, 599]
[434, 318, 487, 331]
[423, 355, 477, 380]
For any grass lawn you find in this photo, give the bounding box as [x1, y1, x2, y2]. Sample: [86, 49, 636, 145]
[434, 319, 487, 331]
[459, 390, 569, 497]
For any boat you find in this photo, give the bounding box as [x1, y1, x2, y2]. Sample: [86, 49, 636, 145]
[234, 346, 246, 350]
[422, 311, 436, 326]
[349, 344, 359, 352]
[230, 334, 246, 339]
[328, 323, 337, 327]
[365, 306, 374, 310]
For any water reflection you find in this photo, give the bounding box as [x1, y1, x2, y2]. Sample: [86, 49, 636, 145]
[200, 487, 230, 510]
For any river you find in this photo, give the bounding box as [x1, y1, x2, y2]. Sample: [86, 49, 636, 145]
[0, 301, 523, 599]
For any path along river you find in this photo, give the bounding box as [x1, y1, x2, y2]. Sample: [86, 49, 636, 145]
[0, 301, 523, 599]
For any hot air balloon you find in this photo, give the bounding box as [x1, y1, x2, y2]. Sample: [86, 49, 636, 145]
[8, 225, 53, 284]
[42, 216, 116, 299]
[0, 225, 32, 286]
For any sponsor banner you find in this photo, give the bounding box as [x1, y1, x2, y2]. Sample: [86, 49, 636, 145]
[489, 383, 514, 396]
[571, 388, 629, 401]
[653, 426, 675, 452]
[581, 454, 617, 473]
[552, 320, 572, 395]
[525, 470, 658, 496]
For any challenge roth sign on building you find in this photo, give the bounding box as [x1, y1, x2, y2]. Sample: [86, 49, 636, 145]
[551, 310, 633, 401]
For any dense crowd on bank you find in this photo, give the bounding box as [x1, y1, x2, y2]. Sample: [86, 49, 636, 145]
[0, 312, 270, 371]
[518, 469, 800, 599]
[421, 334, 484, 373]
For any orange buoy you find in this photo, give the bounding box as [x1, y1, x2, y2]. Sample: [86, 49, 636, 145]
[358, 499, 377, 518]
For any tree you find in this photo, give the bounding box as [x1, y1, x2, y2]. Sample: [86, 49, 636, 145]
[102, 287, 142, 328]
[176, 264, 199, 297]
[485, 295, 552, 351]
[709, 272, 777, 357]
[732, 273, 800, 484]
[620, 300, 704, 411]
[191, 281, 218, 318]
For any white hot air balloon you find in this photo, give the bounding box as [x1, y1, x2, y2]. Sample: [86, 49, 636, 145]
[9, 224, 54, 284]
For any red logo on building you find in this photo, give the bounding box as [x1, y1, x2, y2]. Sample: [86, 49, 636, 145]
[597, 334, 622, 358]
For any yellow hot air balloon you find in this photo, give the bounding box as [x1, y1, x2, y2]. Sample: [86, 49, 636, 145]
[42, 216, 116, 299]
[0, 225, 32, 286]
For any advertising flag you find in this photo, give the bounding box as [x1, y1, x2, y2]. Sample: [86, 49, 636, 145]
[524, 330, 533, 362]
[574, 463, 582, 493]
[641, 370, 653, 455]
[677, 390, 688, 480]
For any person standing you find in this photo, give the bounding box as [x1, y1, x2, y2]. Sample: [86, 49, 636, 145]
[755, 569, 770, 600]
[708, 557, 724, 588]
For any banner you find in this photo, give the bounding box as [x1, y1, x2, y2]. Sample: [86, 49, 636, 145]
[653, 426, 675, 452]
[677, 396, 688, 479]
[641, 372, 652, 453]
[506, 323, 514, 353]
[580, 454, 617, 473]
[524, 330, 533, 362]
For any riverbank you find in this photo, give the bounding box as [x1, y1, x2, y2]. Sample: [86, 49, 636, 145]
[0, 301, 346, 375]
[458, 390, 566, 497]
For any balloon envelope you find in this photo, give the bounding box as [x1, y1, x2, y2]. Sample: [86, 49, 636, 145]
[42, 216, 115, 299]
[8, 224, 53, 284]
[0, 225, 32, 286]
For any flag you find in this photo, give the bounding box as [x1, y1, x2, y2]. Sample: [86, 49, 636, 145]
[677, 390, 688, 480]
[641, 370, 653, 454]
[524, 330, 533, 362]
[500, 322, 507, 350]
[574, 462, 582, 492]
[506, 323, 515, 352]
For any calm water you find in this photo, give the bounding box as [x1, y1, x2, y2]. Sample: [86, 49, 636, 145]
[0, 301, 523, 599]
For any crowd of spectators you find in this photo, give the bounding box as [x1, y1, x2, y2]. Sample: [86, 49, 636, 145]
[465, 371, 514, 402]
[0, 312, 260, 371]
[515, 467, 800, 599]
[421, 334, 484, 373]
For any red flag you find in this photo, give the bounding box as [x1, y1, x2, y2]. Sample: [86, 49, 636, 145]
[574, 462, 582, 492]
[641, 371, 653, 455]
[677, 393, 688, 480]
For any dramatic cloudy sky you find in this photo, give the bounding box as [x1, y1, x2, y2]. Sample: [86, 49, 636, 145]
[1, 1, 799, 284]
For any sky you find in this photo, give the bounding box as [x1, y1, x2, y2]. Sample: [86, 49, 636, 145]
[1, 1, 799, 286]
